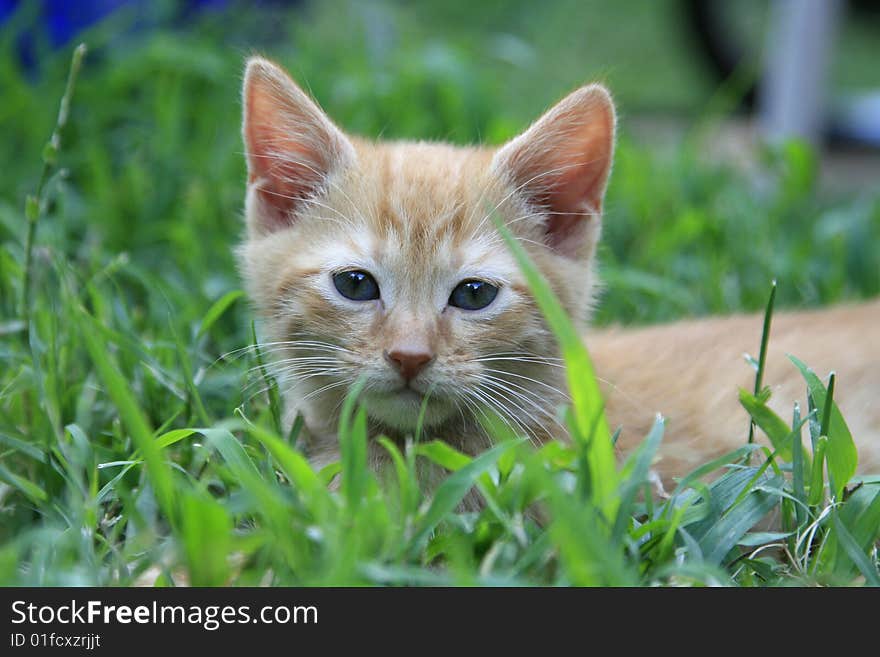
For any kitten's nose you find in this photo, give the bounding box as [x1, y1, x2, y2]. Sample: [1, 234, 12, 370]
[385, 348, 434, 382]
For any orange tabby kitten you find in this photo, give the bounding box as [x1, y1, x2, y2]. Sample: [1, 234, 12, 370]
[238, 56, 879, 485]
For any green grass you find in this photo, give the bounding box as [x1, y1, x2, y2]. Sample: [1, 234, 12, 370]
[1, 1, 879, 586]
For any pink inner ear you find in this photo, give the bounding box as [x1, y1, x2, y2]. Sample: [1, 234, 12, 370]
[246, 119, 323, 229]
[495, 85, 615, 258]
[540, 146, 609, 256]
[544, 212, 589, 256]
[243, 63, 343, 232]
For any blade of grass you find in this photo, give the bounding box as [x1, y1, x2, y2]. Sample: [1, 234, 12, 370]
[415, 440, 472, 471]
[698, 475, 783, 565]
[669, 445, 763, 500]
[250, 321, 282, 436]
[790, 356, 857, 499]
[828, 483, 880, 581]
[377, 436, 419, 520]
[738, 388, 794, 460]
[831, 509, 880, 585]
[808, 437, 828, 506]
[542, 469, 636, 586]
[612, 415, 664, 543]
[21, 44, 87, 327]
[408, 439, 521, 557]
[196, 290, 243, 338]
[170, 320, 211, 426]
[339, 378, 368, 512]
[0, 463, 48, 504]
[493, 216, 616, 518]
[747, 280, 776, 452]
[243, 421, 325, 502]
[77, 308, 175, 522]
[180, 490, 233, 586]
[791, 402, 807, 527]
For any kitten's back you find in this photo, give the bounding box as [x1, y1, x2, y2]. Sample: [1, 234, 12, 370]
[590, 299, 880, 480]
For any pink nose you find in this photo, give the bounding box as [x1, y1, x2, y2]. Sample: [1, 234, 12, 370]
[385, 349, 433, 381]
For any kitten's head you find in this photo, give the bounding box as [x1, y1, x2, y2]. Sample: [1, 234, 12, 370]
[238, 57, 615, 440]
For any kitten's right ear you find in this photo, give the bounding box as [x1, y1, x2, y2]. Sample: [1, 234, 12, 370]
[492, 84, 615, 259]
[242, 57, 355, 233]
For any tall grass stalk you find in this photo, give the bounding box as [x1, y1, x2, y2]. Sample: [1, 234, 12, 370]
[20, 43, 87, 331]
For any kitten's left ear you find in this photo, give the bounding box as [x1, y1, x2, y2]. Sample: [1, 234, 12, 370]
[492, 84, 615, 258]
[242, 56, 356, 234]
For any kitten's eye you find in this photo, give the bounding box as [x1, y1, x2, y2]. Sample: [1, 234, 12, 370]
[333, 270, 380, 301]
[449, 279, 498, 311]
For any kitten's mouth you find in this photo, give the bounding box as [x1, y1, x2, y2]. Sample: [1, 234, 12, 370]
[361, 384, 453, 431]
[395, 385, 426, 401]
[385, 384, 431, 409]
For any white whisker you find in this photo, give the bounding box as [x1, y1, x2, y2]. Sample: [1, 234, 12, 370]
[479, 377, 562, 433]
[480, 367, 569, 398]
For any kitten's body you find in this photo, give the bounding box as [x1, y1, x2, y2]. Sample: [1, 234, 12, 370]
[238, 57, 879, 486]
[593, 299, 880, 482]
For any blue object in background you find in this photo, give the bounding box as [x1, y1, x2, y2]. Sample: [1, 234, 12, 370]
[1, 0, 132, 47]
[0, 0, 231, 47]
[0, 0, 237, 73]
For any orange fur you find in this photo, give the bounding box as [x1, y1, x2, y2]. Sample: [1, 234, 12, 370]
[593, 300, 880, 482]
[238, 56, 879, 485]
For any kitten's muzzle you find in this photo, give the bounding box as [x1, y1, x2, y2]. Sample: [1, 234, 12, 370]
[384, 348, 434, 382]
